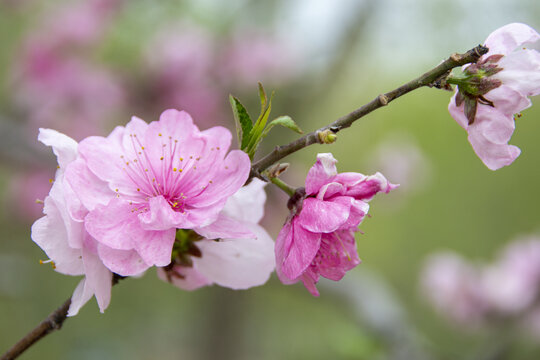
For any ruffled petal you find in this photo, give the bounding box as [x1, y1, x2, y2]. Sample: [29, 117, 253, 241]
[277, 219, 321, 281]
[305, 153, 338, 195]
[296, 197, 350, 233]
[132, 228, 175, 268]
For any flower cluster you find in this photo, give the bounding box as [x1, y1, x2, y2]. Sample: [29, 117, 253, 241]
[32, 109, 274, 315]
[275, 153, 397, 296]
[421, 237, 540, 338]
[448, 23, 540, 170]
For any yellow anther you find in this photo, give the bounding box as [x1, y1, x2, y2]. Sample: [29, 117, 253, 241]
[35, 199, 44, 204]
[173, 168, 177, 172]
[137, 188, 140, 191]
[160, 157, 164, 160]
[179, 157, 184, 161]
[179, 169, 183, 172]
[158, 133, 162, 137]
[49, 179, 54, 183]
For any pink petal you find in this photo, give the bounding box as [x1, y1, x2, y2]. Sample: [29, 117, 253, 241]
[305, 153, 338, 195]
[85, 198, 136, 250]
[132, 228, 176, 267]
[484, 23, 540, 57]
[300, 269, 320, 296]
[276, 220, 321, 281]
[194, 223, 275, 289]
[65, 157, 113, 212]
[97, 244, 149, 276]
[139, 195, 196, 230]
[343, 172, 397, 201]
[38, 128, 78, 170]
[194, 214, 254, 240]
[78, 135, 133, 195]
[296, 197, 350, 233]
[186, 150, 251, 208]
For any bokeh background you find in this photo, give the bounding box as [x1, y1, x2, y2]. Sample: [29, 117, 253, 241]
[1, 0, 540, 359]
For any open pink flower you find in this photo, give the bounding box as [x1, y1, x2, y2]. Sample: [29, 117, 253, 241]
[275, 153, 397, 296]
[31, 129, 112, 316]
[157, 179, 275, 290]
[65, 109, 251, 276]
[448, 23, 540, 170]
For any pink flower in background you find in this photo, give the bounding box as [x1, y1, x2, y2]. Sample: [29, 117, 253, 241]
[31, 129, 112, 316]
[275, 153, 397, 296]
[421, 237, 540, 331]
[142, 26, 222, 126]
[448, 23, 540, 170]
[158, 179, 275, 290]
[481, 238, 540, 314]
[219, 31, 298, 87]
[66, 109, 251, 276]
[421, 252, 488, 327]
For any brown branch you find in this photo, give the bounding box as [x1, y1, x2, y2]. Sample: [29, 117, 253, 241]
[1, 298, 71, 360]
[251, 44, 488, 178]
[1, 274, 125, 360]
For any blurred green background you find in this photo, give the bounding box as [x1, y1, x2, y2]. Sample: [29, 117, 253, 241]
[1, 0, 539, 359]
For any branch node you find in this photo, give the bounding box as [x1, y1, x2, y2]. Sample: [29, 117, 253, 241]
[378, 94, 389, 106]
[450, 53, 460, 62]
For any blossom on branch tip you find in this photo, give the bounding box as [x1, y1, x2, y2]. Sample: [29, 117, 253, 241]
[448, 23, 540, 170]
[65, 109, 251, 276]
[158, 178, 275, 290]
[31, 129, 112, 316]
[275, 153, 397, 296]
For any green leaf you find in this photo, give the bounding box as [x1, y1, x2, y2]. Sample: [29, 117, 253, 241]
[262, 116, 303, 138]
[258, 82, 267, 116]
[229, 95, 253, 149]
[245, 91, 275, 157]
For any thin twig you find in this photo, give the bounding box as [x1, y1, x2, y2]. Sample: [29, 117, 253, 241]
[251, 45, 488, 178]
[0, 298, 71, 360]
[1, 275, 125, 360]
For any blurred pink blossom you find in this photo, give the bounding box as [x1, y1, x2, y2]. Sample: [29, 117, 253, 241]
[421, 252, 488, 328]
[422, 236, 540, 331]
[8, 170, 54, 220]
[448, 23, 540, 170]
[275, 153, 396, 296]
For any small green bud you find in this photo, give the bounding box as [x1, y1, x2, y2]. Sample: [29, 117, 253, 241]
[318, 129, 337, 144]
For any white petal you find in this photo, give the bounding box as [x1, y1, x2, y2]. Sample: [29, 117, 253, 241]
[222, 178, 267, 224]
[194, 224, 275, 289]
[38, 128, 78, 170]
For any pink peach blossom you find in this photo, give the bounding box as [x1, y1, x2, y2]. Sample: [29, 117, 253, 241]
[65, 109, 251, 276]
[31, 129, 112, 316]
[275, 153, 396, 296]
[448, 23, 540, 170]
[158, 178, 275, 290]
